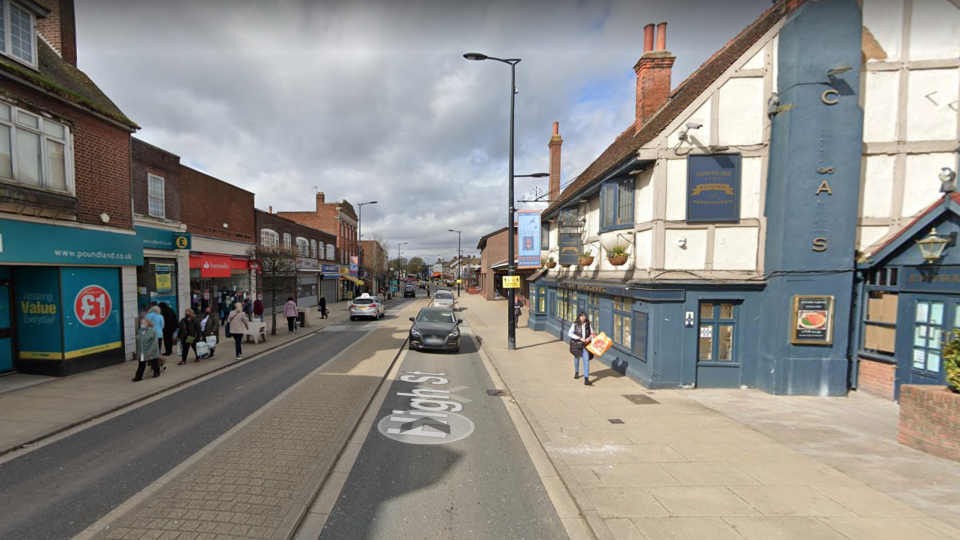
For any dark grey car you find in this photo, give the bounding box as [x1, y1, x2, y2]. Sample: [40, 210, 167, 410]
[408, 307, 462, 353]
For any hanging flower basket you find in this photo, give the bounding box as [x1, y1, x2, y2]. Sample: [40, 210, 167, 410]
[608, 254, 629, 266]
[560, 263, 572, 268]
[578, 256, 595, 266]
[545, 260, 557, 269]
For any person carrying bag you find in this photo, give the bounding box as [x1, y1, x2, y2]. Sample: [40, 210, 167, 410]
[568, 312, 595, 386]
[200, 306, 220, 359]
[225, 302, 249, 360]
[177, 309, 202, 365]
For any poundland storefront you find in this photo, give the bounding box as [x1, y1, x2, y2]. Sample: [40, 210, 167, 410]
[0, 218, 142, 376]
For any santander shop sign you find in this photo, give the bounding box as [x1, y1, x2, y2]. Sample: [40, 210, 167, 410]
[190, 254, 247, 278]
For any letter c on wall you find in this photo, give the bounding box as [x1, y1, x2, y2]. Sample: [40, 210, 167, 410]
[821, 89, 839, 105]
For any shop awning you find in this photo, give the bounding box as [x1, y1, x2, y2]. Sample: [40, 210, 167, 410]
[340, 276, 363, 285]
[431, 272, 442, 278]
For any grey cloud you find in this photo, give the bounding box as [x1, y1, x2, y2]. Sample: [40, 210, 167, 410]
[77, 0, 772, 257]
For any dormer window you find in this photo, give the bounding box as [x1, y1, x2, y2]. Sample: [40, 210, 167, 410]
[0, 1, 37, 68]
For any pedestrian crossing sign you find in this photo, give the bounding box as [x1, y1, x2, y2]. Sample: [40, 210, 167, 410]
[502, 276, 520, 288]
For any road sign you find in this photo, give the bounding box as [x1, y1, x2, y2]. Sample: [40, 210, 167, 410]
[502, 276, 520, 289]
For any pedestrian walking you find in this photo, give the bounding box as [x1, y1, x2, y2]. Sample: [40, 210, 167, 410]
[318, 295, 328, 319]
[145, 305, 164, 349]
[158, 302, 178, 356]
[568, 312, 594, 386]
[284, 297, 298, 333]
[132, 318, 161, 381]
[176, 309, 202, 365]
[200, 307, 220, 359]
[225, 302, 249, 360]
[254, 296, 264, 322]
[514, 297, 525, 328]
[243, 296, 254, 319]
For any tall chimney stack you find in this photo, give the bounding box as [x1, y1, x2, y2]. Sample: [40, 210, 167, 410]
[36, 0, 77, 66]
[316, 192, 325, 210]
[548, 121, 563, 203]
[633, 21, 676, 129]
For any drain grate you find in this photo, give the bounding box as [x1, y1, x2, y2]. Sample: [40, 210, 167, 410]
[623, 394, 659, 405]
[608, 419, 625, 424]
[486, 389, 510, 397]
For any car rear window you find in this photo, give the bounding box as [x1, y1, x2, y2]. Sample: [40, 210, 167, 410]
[354, 299, 373, 305]
[435, 293, 453, 299]
[417, 311, 455, 324]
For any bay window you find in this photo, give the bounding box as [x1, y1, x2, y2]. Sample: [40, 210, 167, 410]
[0, 101, 72, 194]
[0, 1, 37, 68]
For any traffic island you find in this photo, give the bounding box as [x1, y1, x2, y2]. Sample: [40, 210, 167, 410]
[899, 385, 960, 462]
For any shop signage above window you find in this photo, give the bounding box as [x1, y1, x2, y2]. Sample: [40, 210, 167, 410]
[189, 254, 249, 278]
[686, 154, 741, 223]
[901, 265, 960, 293]
[321, 264, 340, 278]
[559, 233, 580, 266]
[0, 218, 143, 266]
[790, 295, 834, 345]
[296, 257, 320, 270]
[136, 226, 191, 251]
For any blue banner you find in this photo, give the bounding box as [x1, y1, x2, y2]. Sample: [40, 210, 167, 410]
[0, 218, 143, 266]
[14, 267, 63, 359]
[321, 264, 340, 278]
[518, 210, 542, 269]
[686, 154, 741, 223]
[349, 256, 359, 277]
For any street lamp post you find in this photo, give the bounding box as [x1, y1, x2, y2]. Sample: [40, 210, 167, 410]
[397, 242, 407, 284]
[449, 229, 462, 298]
[356, 201, 377, 293]
[464, 51, 522, 350]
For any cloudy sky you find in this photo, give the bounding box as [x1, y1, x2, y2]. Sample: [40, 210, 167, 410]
[77, 0, 772, 262]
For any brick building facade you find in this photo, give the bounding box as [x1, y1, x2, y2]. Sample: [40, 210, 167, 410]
[256, 209, 337, 312]
[0, 0, 141, 375]
[278, 192, 358, 265]
[477, 227, 528, 302]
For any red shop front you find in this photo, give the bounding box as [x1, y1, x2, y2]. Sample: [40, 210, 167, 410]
[188, 253, 251, 315]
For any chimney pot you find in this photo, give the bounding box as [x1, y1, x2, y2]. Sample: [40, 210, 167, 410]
[643, 24, 655, 54]
[656, 22, 668, 51]
[268, 205, 272, 213]
[553, 121, 559, 136]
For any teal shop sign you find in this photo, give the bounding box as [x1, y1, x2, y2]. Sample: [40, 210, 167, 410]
[0, 218, 143, 266]
[14, 267, 63, 359]
[136, 226, 191, 250]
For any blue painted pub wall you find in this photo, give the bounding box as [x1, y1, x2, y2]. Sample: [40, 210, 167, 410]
[758, 0, 864, 395]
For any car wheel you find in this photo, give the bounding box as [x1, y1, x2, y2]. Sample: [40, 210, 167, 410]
[350, 316, 356, 321]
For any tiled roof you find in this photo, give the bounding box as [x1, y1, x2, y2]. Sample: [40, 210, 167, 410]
[861, 192, 960, 261]
[545, 0, 800, 215]
[0, 40, 137, 129]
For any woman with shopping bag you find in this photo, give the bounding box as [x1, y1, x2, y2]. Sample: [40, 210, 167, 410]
[568, 312, 594, 386]
[201, 306, 220, 358]
[225, 302, 249, 360]
[177, 309, 202, 365]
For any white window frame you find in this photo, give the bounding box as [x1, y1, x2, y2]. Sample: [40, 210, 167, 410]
[261, 229, 279, 248]
[296, 236, 309, 257]
[283, 233, 292, 249]
[0, 1, 37, 69]
[310, 239, 317, 258]
[326, 244, 335, 260]
[318, 241, 325, 259]
[0, 100, 74, 194]
[147, 173, 164, 218]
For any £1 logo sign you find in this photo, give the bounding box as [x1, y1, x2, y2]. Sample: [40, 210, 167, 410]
[75, 285, 112, 327]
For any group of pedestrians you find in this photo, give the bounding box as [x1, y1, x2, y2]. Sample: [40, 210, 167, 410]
[134, 301, 251, 382]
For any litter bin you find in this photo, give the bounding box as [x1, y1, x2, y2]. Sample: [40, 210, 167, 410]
[297, 310, 307, 329]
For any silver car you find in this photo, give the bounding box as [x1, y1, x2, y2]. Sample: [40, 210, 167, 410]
[432, 290, 455, 309]
[349, 296, 385, 321]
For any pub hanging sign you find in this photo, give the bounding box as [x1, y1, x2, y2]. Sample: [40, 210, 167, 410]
[686, 153, 741, 223]
[790, 295, 834, 345]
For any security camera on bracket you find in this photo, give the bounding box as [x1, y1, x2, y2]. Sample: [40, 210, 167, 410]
[677, 122, 703, 142]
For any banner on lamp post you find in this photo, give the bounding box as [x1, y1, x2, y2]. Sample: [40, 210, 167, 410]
[517, 210, 542, 269]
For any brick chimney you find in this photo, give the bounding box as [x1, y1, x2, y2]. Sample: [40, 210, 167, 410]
[633, 22, 675, 128]
[548, 121, 562, 202]
[316, 192, 325, 210]
[36, 0, 77, 66]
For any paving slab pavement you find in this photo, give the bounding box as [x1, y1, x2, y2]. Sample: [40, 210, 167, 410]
[457, 293, 960, 540]
[0, 300, 370, 457]
[83, 299, 423, 540]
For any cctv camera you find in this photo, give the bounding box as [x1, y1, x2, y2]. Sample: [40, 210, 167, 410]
[685, 122, 703, 130]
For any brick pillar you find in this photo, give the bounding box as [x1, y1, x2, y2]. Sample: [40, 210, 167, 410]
[548, 122, 562, 202]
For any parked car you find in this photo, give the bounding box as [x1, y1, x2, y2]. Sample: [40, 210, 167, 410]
[349, 294, 385, 321]
[432, 290, 455, 309]
[404, 283, 416, 298]
[408, 307, 462, 353]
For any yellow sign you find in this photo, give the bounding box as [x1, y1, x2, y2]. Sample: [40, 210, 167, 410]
[456, 279, 462, 284]
[156, 273, 172, 293]
[502, 276, 520, 289]
[175, 235, 190, 249]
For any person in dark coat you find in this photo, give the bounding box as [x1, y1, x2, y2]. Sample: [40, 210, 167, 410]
[177, 309, 202, 365]
[318, 295, 328, 319]
[200, 307, 220, 359]
[158, 302, 178, 356]
[568, 312, 594, 386]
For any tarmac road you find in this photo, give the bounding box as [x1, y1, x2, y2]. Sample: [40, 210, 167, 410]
[0, 307, 407, 540]
[319, 334, 568, 540]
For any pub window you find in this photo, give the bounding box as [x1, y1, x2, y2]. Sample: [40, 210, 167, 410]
[567, 291, 578, 323]
[862, 289, 898, 357]
[612, 296, 632, 349]
[600, 179, 634, 231]
[555, 288, 567, 320]
[537, 286, 546, 314]
[698, 302, 738, 362]
[588, 293, 600, 332]
[541, 222, 550, 250]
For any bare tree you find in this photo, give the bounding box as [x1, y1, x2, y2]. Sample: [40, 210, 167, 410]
[247, 244, 298, 335]
[366, 232, 390, 293]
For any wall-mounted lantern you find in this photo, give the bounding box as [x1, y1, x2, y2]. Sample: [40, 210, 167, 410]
[917, 228, 951, 263]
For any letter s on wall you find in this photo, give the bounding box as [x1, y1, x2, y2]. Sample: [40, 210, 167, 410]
[812, 237, 828, 252]
[822, 89, 839, 105]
